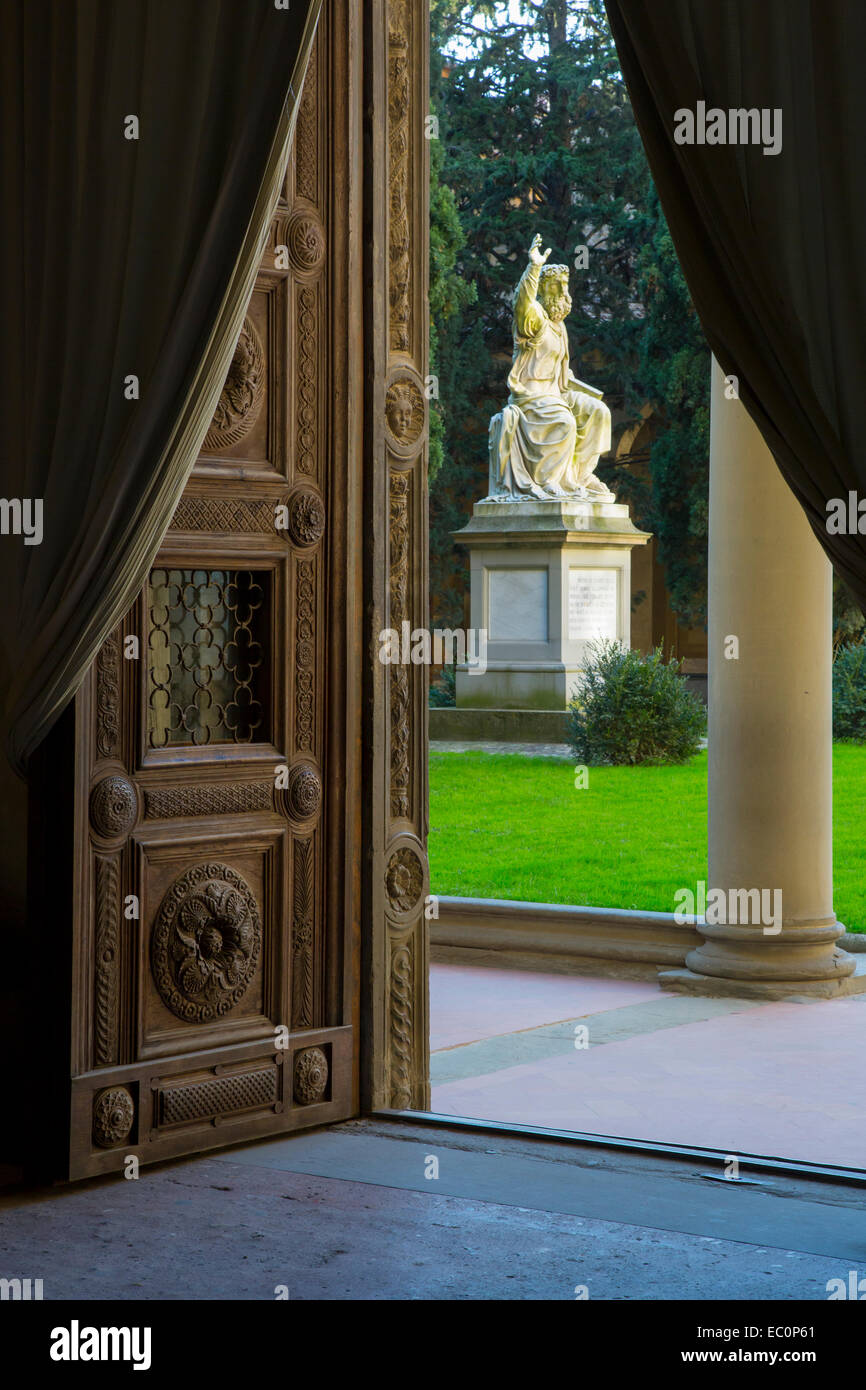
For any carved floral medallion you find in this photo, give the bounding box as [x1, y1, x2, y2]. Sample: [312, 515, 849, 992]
[287, 487, 325, 547]
[202, 316, 265, 453]
[293, 1046, 328, 1105]
[385, 846, 424, 914]
[89, 773, 138, 842]
[279, 762, 322, 822]
[151, 863, 262, 1023]
[92, 1086, 134, 1148]
[286, 211, 326, 277]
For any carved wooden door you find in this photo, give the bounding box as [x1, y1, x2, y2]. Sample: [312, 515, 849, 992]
[65, 8, 362, 1180]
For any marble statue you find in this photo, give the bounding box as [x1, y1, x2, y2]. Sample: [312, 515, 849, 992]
[488, 234, 614, 502]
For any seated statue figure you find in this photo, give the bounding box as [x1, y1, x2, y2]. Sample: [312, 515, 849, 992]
[488, 234, 613, 501]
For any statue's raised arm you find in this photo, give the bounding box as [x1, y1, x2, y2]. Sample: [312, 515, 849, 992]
[512, 234, 551, 338]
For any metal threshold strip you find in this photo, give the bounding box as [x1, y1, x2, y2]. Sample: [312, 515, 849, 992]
[371, 1108, 866, 1188]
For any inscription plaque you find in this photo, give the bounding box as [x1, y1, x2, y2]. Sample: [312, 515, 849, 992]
[568, 568, 618, 641]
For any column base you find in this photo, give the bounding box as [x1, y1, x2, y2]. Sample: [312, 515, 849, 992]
[660, 955, 866, 1001]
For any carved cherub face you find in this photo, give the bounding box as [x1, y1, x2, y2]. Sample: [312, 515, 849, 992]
[538, 265, 572, 323]
[387, 384, 415, 439]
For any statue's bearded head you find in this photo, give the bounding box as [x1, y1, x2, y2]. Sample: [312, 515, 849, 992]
[538, 265, 572, 322]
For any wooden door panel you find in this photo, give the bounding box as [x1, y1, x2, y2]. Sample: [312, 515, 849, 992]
[65, 8, 361, 1180]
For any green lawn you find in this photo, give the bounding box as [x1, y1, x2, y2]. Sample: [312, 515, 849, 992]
[429, 744, 866, 931]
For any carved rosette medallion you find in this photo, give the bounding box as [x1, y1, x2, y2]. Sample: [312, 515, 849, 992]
[385, 376, 425, 453]
[151, 864, 262, 1023]
[293, 1046, 328, 1105]
[202, 315, 265, 452]
[92, 1086, 134, 1148]
[286, 211, 326, 278]
[278, 762, 322, 823]
[385, 846, 424, 915]
[286, 487, 325, 548]
[89, 774, 138, 843]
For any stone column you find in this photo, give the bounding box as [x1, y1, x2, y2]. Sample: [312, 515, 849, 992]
[666, 358, 863, 999]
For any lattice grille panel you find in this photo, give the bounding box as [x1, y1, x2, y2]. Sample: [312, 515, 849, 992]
[147, 569, 270, 747]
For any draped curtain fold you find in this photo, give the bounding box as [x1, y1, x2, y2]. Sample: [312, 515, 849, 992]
[0, 0, 320, 772]
[604, 0, 866, 612]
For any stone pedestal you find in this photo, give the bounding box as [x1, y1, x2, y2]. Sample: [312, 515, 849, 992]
[453, 497, 650, 710]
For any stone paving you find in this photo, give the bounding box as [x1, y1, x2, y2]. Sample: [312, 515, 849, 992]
[0, 1124, 859, 1300]
[430, 740, 573, 758]
[430, 963, 866, 1169]
[430, 737, 709, 757]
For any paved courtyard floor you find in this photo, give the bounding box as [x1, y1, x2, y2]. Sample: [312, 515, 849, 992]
[430, 963, 866, 1170]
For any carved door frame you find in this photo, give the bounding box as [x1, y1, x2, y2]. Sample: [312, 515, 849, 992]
[361, 0, 431, 1112]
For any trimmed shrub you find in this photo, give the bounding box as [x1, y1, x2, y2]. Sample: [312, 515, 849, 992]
[833, 641, 866, 741]
[429, 664, 456, 708]
[567, 640, 705, 765]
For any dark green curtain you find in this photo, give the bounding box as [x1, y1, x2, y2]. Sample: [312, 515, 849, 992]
[605, 0, 866, 612]
[0, 0, 320, 772]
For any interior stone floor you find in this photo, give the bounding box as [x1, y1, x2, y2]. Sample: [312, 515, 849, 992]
[0, 1120, 862, 1300]
[430, 962, 866, 1170]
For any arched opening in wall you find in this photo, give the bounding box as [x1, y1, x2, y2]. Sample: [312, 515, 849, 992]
[422, 0, 866, 1168]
